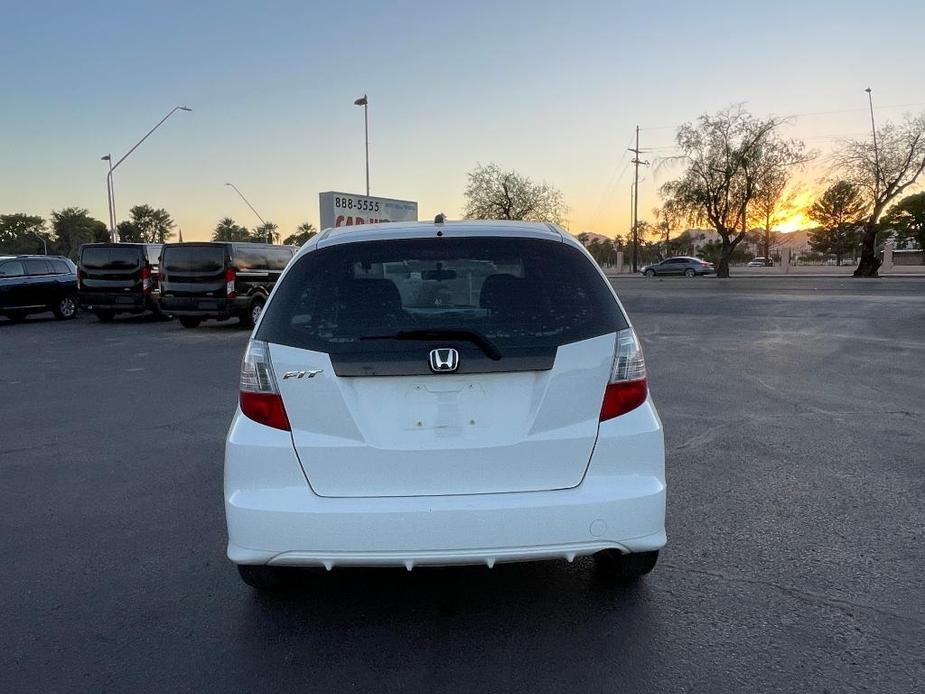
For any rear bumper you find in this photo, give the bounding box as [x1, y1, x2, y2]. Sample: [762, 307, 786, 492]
[224, 402, 667, 569]
[159, 296, 245, 318]
[79, 291, 149, 311]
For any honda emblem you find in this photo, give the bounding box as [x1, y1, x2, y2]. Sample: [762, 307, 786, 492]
[429, 348, 459, 373]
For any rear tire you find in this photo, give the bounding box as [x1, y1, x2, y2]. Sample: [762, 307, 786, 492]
[239, 296, 266, 329]
[94, 309, 115, 322]
[594, 549, 659, 582]
[644, 269, 656, 278]
[237, 564, 291, 592]
[53, 294, 79, 320]
[179, 316, 201, 329]
[684, 268, 696, 278]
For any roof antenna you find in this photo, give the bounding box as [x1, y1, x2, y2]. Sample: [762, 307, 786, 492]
[434, 213, 446, 224]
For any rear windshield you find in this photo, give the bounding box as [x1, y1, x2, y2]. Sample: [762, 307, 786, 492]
[162, 246, 226, 272]
[257, 237, 627, 355]
[81, 246, 142, 270]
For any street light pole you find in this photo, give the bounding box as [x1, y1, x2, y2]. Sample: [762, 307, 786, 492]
[224, 182, 269, 241]
[101, 154, 115, 236]
[864, 87, 880, 199]
[106, 106, 192, 241]
[354, 94, 369, 195]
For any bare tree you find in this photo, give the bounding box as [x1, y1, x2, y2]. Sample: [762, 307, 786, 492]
[750, 150, 804, 259]
[463, 163, 567, 225]
[832, 114, 925, 276]
[652, 203, 681, 256]
[659, 106, 805, 277]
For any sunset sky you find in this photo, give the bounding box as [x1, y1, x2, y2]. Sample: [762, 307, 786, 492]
[2, 1, 924, 240]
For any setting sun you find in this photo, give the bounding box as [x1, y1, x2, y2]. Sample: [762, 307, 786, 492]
[773, 189, 816, 232]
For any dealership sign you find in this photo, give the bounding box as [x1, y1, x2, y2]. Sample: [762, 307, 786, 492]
[319, 191, 418, 229]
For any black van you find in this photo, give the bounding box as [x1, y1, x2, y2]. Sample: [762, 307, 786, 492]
[158, 242, 296, 328]
[77, 243, 166, 321]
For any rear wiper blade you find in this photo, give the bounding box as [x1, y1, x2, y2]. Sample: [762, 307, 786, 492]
[360, 328, 502, 360]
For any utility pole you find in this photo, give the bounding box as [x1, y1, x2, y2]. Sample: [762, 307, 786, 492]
[628, 125, 650, 273]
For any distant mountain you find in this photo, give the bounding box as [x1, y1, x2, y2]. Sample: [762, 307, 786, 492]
[574, 231, 614, 246]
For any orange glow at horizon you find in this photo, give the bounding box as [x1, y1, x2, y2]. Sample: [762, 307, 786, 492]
[773, 189, 816, 233]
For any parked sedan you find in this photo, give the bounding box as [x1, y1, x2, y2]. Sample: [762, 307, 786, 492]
[747, 257, 774, 267]
[0, 255, 79, 322]
[641, 257, 714, 277]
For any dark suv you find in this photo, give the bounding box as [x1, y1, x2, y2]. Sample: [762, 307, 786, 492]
[0, 255, 79, 322]
[78, 243, 166, 321]
[159, 242, 296, 328]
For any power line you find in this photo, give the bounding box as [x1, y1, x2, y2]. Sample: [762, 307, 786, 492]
[638, 100, 925, 133]
[592, 132, 637, 219]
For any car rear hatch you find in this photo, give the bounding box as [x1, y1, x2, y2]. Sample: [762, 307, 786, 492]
[256, 235, 628, 498]
[160, 243, 228, 304]
[79, 245, 145, 301]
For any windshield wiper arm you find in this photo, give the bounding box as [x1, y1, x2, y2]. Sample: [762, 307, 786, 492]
[360, 328, 502, 360]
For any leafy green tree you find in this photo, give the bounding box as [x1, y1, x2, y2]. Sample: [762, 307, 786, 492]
[0, 213, 49, 254]
[883, 192, 925, 263]
[806, 181, 867, 265]
[251, 222, 279, 244]
[50, 208, 109, 258]
[578, 235, 621, 267]
[212, 217, 252, 241]
[115, 220, 140, 242]
[119, 205, 175, 243]
[283, 222, 317, 246]
[463, 163, 567, 225]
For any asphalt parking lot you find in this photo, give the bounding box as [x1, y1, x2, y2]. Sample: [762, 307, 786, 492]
[2, 277, 923, 693]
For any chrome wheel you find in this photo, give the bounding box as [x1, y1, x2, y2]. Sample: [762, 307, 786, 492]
[251, 303, 262, 325]
[55, 295, 78, 319]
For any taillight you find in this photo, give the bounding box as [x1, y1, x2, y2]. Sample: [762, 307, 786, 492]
[140, 266, 152, 294]
[239, 340, 290, 431]
[226, 268, 236, 299]
[600, 328, 648, 421]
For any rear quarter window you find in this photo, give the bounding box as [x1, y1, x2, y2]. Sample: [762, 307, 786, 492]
[0, 261, 25, 277]
[233, 246, 293, 271]
[258, 237, 627, 356]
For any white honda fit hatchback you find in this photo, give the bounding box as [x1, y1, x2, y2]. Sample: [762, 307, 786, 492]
[225, 220, 665, 590]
